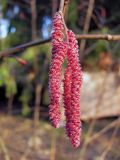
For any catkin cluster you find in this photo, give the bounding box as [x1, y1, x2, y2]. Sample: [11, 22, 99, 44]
[49, 12, 83, 148]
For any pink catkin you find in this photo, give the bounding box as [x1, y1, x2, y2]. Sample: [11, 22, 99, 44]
[63, 64, 72, 132]
[49, 11, 83, 148]
[64, 30, 83, 148]
[49, 12, 67, 128]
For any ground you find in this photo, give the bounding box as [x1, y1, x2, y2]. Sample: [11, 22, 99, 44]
[0, 114, 120, 160]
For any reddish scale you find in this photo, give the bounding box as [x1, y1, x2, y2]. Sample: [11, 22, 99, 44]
[64, 30, 83, 148]
[49, 12, 68, 128]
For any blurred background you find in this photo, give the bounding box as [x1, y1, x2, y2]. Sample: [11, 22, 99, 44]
[0, 0, 120, 159]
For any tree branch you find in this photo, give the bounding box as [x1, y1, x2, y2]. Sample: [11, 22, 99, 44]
[1, 34, 120, 57]
[80, 0, 95, 59]
[0, 38, 50, 57]
[76, 34, 120, 40]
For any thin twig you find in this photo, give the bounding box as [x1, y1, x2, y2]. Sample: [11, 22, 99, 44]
[80, 0, 95, 59]
[31, 0, 37, 40]
[87, 117, 120, 144]
[100, 117, 120, 159]
[80, 74, 108, 159]
[52, 0, 58, 16]
[50, 130, 57, 160]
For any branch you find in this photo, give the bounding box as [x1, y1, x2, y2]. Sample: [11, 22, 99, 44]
[59, 0, 69, 12]
[76, 34, 120, 40]
[1, 34, 120, 57]
[0, 38, 50, 57]
[87, 117, 120, 144]
[80, 0, 95, 59]
[31, 0, 37, 40]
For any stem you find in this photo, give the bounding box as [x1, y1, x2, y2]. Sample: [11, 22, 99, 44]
[59, 0, 69, 13]
[59, 0, 65, 12]
[63, 0, 69, 14]
[7, 94, 14, 115]
[30, 0, 41, 129]
[80, 0, 95, 59]
[31, 0, 37, 40]
[34, 84, 42, 127]
[59, 0, 69, 41]
[52, 0, 57, 16]
[59, 11, 68, 39]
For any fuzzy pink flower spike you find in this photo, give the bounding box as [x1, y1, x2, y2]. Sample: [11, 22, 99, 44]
[64, 30, 83, 148]
[49, 12, 68, 128]
[49, 11, 83, 148]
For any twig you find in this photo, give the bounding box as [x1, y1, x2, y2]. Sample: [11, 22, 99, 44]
[0, 137, 11, 160]
[80, 74, 108, 159]
[87, 117, 120, 144]
[50, 130, 57, 160]
[59, 0, 69, 13]
[59, 0, 65, 12]
[59, 0, 69, 34]
[1, 34, 120, 58]
[0, 38, 50, 57]
[63, 0, 69, 14]
[52, 0, 58, 16]
[31, 0, 37, 40]
[100, 117, 120, 159]
[76, 34, 120, 40]
[84, 42, 97, 56]
[80, 0, 95, 59]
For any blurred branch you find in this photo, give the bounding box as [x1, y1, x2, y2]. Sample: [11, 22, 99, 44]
[50, 130, 57, 160]
[87, 117, 120, 144]
[84, 42, 97, 56]
[30, 0, 41, 129]
[31, 0, 37, 40]
[80, 74, 108, 159]
[101, 120, 119, 159]
[0, 137, 11, 160]
[20, 136, 33, 160]
[52, 0, 58, 16]
[7, 94, 14, 115]
[80, 0, 95, 59]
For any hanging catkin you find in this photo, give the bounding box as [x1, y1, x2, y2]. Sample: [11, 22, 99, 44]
[63, 30, 83, 148]
[49, 12, 68, 128]
[49, 11, 83, 148]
